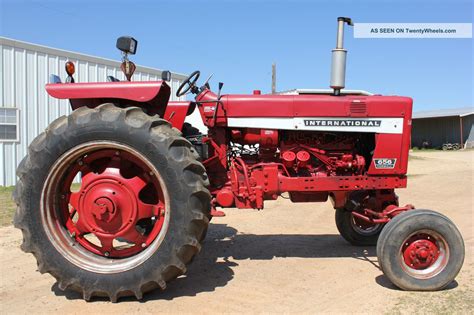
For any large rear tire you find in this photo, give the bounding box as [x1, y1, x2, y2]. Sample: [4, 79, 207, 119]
[377, 209, 464, 291]
[14, 104, 211, 301]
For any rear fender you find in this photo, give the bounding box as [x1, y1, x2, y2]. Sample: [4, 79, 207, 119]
[164, 101, 195, 130]
[45, 81, 171, 116]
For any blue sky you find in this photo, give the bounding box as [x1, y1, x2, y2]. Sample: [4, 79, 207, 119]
[0, 0, 472, 111]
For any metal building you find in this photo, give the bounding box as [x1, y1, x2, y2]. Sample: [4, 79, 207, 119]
[411, 107, 474, 149]
[0, 37, 187, 186]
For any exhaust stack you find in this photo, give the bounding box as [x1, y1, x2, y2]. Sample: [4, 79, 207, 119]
[330, 17, 353, 96]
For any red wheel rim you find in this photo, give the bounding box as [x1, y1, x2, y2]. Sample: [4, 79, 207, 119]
[41, 142, 170, 273]
[400, 230, 449, 279]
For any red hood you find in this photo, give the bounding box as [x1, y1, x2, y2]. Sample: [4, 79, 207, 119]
[196, 89, 412, 118]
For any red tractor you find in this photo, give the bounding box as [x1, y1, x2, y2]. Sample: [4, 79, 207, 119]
[14, 18, 464, 301]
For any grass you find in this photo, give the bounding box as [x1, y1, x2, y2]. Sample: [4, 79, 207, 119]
[0, 184, 81, 227]
[387, 283, 474, 315]
[0, 186, 15, 227]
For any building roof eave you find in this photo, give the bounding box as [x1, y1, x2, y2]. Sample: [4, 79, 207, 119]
[412, 107, 474, 119]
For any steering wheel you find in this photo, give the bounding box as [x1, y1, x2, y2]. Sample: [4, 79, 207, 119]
[176, 70, 200, 97]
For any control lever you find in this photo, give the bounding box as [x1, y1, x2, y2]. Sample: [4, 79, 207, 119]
[201, 73, 214, 90]
[212, 82, 224, 127]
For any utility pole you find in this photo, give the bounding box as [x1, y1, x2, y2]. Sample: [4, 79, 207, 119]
[271, 62, 276, 94]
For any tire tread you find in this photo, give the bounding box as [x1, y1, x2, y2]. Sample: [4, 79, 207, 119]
[14, 104, 211, 301]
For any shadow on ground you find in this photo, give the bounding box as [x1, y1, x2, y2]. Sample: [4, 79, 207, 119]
[52, 223, 379, 302]
[375, 275, 458, 291]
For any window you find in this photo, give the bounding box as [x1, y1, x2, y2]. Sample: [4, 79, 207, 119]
[0, 108, 19, 141]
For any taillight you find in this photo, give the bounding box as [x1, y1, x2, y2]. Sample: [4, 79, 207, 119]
[65, 61, 75, 83]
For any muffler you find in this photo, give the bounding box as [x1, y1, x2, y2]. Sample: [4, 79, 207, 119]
[330, 17, 353, 96]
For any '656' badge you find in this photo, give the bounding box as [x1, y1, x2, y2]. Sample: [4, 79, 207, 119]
[374, 158, 397, 169]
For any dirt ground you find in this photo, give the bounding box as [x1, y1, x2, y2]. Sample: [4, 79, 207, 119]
[1, 150, 473, 314]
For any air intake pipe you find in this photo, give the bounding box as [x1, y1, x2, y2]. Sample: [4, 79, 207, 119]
[330, 17, 353, 96]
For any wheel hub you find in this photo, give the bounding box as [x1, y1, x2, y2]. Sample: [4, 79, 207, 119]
[78, 169, 141, 236]
[92, 197, 115, 223]
[61, 149, 166, 258]
[402, 235, 440, 270]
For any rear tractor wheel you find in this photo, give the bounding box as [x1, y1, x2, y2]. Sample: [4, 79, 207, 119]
[377, 209, 464, 290]
[14, 104, 211, 301]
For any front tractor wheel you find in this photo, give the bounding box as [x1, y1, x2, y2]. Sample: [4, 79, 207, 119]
[335, 208, 384, 246]
[14, 104, 211, 301]
[377, 210, 464, 291]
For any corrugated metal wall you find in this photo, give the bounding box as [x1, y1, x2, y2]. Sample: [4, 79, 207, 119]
[0, 37, 186, 186]
[411, 115, 473, 148]
[462, 114, 474, 148]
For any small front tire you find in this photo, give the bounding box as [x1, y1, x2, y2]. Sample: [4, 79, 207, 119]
[335, 208, 384, 246]
[377, 209, 464, 291]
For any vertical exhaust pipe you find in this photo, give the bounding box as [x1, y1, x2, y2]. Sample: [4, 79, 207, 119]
[330, 17, 353, 96]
